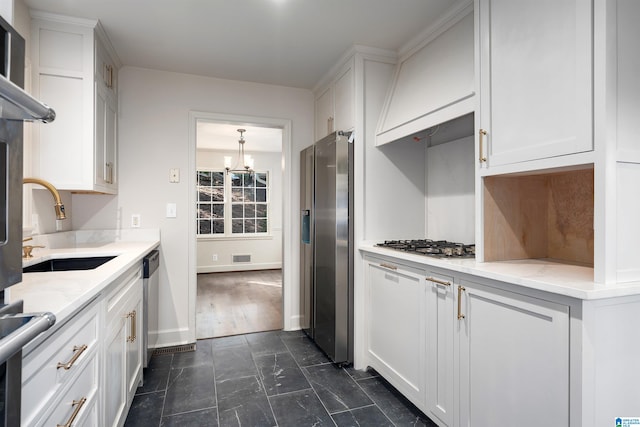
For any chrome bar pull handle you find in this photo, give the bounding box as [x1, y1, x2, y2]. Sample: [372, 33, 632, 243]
[56, 345, 88, 370]
[426, 276, 451, 287]
[57, 397, 86, 427]
[379, 263, 397, 271]
[478, 129, 487, 163]
[457, 286, 466, 320]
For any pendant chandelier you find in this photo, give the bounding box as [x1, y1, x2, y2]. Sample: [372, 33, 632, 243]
[224, 128, 255, 174]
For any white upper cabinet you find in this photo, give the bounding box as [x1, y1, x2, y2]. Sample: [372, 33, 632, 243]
[314, 59, 354, 141]
[478, 0, 593, 170]
[376, 4, 474, 146]
[616, 0, 640, 163]
[30, 12, 120, 193]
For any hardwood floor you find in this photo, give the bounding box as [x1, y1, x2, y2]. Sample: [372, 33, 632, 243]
[196, 269, 283, 339]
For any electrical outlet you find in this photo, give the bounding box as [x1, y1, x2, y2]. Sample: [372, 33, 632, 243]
[131, 214, 141, 228]
[212, 254, 218, 261]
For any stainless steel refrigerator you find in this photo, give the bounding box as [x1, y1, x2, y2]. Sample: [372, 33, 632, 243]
[300, 131, 353, 364]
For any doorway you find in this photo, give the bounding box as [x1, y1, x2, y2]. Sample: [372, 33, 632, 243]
[196, 269, 282, 338]
[192, 116, 289, 339]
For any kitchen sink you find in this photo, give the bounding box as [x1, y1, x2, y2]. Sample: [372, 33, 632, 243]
[23, 256, 117, 273]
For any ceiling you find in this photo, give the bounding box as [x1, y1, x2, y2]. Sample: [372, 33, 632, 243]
[23, 0, 460, 90]
[23, 0, 463, 151]
[197, 122, 283, 152]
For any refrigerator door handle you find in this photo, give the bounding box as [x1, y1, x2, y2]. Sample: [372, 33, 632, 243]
[301, 210, 311, 244]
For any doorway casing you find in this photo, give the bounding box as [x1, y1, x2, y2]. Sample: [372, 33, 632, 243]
[188, 111, 294, 342]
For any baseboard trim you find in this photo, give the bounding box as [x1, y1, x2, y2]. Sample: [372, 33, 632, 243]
[197, 262, 282, 273]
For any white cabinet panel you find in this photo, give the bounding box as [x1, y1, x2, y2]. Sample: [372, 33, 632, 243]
[479, 0, 592, 168]
[314, 85, 333, 140]
[36, 74, 86, 188]
[314, 60, 354, 141]
[22, 300, 100, 427]
[425, 272, 455, 427]
[616, 163, 640, 282]
[616, 0, 640, 162]
[36, 357, 99, 427]
[366, 259, 426, 408]
[333, 65, 354, 134]
[377, 10, 474, 146]
[38, 28, 84, 71]
[104, 315, 126, 427]
[104, 265, 143, 427]
[31, 13, 119, 193]
[458, 280, 570, 427]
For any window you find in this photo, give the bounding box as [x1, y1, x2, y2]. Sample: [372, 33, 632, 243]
[197, 169, 269, 236]
[197, 171, 225, 234]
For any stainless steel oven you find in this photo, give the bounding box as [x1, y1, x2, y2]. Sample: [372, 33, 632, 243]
[0, 14, 56, 427]
[0, 301, 55, 425]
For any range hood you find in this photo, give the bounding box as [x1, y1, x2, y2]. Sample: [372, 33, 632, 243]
[376, 3, 474, 146]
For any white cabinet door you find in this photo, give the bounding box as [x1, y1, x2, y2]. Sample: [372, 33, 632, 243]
[458, 280, 569, 427]
[104, 308, 127, 427]
[425, 272, 455, 427]
[366, 259, 426, 409]
[31, 14, 118, 193]
[315, 85, 333, 140]
[103, 266, 143, 427]
[314, 59, 354, 141]
[333, 64, 354, 134]
[478, 0, 592, 168]
[125, 290, 143, 399]
[94, 84, 117, 189]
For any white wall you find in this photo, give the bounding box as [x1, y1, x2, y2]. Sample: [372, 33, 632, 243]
[0, 0, 13, 24]
[196, 149, 283, 272]
[69, 66, 313, 346]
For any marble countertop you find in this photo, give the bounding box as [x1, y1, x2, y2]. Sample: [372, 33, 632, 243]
[7, 229, 160, 330]
[360, 242, 640, 300]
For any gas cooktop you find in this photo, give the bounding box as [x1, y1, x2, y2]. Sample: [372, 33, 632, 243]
[375, 239, 475, 258]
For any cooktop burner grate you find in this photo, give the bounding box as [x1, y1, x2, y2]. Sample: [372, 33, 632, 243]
[375, 239, 475, 258]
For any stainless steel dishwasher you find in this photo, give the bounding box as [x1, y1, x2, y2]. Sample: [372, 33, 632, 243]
[142, 250, 159, 368]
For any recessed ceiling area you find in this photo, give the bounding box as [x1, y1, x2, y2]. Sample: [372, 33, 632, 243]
[197, 122, 282, 152]
[23, 0, 463, 89]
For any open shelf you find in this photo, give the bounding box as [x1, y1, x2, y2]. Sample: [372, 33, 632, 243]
[483, 167, 594, 266]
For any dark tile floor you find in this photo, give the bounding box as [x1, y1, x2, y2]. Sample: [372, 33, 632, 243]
[124, 330, 438, 427]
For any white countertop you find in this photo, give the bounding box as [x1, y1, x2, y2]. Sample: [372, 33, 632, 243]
[7, 230, 160, 327]
[360, 242, 640, 300]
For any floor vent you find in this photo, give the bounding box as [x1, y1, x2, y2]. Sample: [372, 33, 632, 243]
[152, 343, 196, 355]
[233, 254, 251, 263]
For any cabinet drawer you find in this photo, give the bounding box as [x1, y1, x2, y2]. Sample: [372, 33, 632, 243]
[22, 302, 99, 424]
[36, 355, 99, 427]
[106, 265, 142, 321]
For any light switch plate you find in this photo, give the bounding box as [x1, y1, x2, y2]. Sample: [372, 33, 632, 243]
[131, 214, 141, 228]
[166, 203, 177, 218]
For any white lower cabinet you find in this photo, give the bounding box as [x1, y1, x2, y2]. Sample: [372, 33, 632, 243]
[22, 299, 100, 427]
[22, 264, 144, 427]
[457, 280, 569, 427]
[364, 254, 571, 427]
[366, 258, 426, 408]
[104, 265, 144, 427]
[38, 357, 100, 427]
[425, 271, 455, 427]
